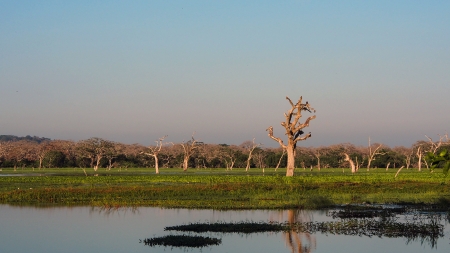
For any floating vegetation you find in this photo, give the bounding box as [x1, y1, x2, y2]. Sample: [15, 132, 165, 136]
[328, 205, 407, 219]
[140, 235, 221, 248]
[166, 221, 287, 234]
[294, 219, 443, 240]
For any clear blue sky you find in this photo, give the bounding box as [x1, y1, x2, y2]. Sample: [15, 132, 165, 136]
[1, 1, 449, 147]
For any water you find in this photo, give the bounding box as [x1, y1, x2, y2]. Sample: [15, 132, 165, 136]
[0, 205, 449, 253]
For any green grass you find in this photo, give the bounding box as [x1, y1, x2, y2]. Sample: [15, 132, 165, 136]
[0, 167, 449, 209]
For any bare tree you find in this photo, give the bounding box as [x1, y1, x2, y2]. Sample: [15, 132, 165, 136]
[240, 139, 261, 171]
[267, 96, 316, 176]
[180, 133, 199, 171]
[142, 136, 171, 174]
[343, 153, 357, 173]
[366, 137, 385, 170]
[425, 134, 446, 154]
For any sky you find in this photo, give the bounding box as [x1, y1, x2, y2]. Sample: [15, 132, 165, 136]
[1, 1, 449, 148]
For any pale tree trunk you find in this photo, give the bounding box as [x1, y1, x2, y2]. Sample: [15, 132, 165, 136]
[153, 155, 159, 174]
[94, 155, 102, 171]
[286, 145, 296, 176]
[183, 157, 189, 171]
[366, 137, 385, 171]
[243, 138, 261, 172]
[344, 153, 356, 173]
[275, 149, 286, 170]
[180, 134, 198, 172]
[416, 146, 422, 171]
[142, 135, 169, 174]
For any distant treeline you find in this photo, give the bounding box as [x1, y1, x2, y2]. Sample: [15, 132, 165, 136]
[0, 134, 449, 171]
[0, 135, 51, 143]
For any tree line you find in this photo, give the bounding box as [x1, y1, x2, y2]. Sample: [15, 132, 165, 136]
[0, 134, 449, 172]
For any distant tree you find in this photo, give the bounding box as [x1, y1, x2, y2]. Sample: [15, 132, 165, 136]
[142, 136, 171, 174]
[180, 134, 199, 171]
[343, 153, 357, 173]
[219, 144, 239, 170]
[365, 137, 385, 170]
[267, 96, 316, 176]
[0, 141, 11, 168]
[0, 135, 51, 143]
[76, 138, 115, 171]
[240, 139, 261, 171]
[393, 146, 414, 169]
[6, 140, 33, 170]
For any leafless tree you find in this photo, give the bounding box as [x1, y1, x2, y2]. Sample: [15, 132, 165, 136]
[343, 153, 356, 173]
[366, 137, 385, 170]
[425, 134, 446, 154]
[142, 136, 171, 174]
[240, 139, 261, 171]
[180, 133, 199, 171]
[267, 96, 316, 176]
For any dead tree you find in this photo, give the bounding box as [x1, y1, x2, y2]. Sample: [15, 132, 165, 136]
[366, 137, 385, 170]
[343, 153, 356, 173]
[142, 135, 170, 174]
[180, 133, 199, 171]
[267, 96, 316, 176]
[241, 139, 261, 171]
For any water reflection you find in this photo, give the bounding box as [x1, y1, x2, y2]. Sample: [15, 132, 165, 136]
[284, 210, 316, 253]
[0, 205, 449, 253]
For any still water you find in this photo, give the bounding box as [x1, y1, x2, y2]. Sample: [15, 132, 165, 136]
[0, 205, 449, 253]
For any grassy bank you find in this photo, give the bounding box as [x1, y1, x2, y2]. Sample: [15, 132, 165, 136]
[0, 167, 449, 209]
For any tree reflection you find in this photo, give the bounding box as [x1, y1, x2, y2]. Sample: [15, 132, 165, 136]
[271, 210, 317, 253]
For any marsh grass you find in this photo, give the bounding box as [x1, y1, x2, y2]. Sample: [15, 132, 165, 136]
[0, 168, 449, 209]
[140, 235, 221, 248]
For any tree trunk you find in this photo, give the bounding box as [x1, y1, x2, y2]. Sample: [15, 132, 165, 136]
[344, 153, 356, 173]
[154, 155, 159, 174]
[275, 149, 286, 170]
[183, 157, 189, 171]
[286, 145, 295, 176]
[417, 149, 422, 171]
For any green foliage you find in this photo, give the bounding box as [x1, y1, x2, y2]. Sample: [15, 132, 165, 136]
[426, 149, 450, 175]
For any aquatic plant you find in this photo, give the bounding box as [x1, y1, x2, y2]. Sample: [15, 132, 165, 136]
[140, 235, 221, 248]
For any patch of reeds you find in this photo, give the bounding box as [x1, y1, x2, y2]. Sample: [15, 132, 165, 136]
[140, 235, 221, 248]
[166, 221, 287, 233]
